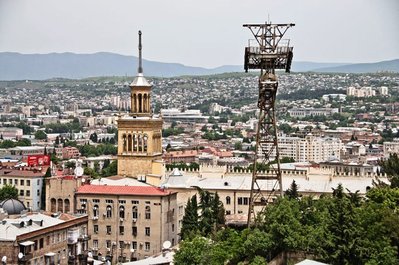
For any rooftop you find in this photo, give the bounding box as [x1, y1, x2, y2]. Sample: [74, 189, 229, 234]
[76, 184, 172, 196]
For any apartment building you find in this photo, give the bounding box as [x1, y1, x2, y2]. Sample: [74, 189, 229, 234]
[75, 184, 178, 264]
[0, 168, 45, 211]
[267, 134, 342, 163]
[0, 201, 88, 265]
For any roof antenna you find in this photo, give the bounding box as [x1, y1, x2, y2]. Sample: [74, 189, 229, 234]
[138, 30, 143, 74]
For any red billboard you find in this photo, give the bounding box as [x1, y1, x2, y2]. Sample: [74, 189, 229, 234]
[27, 155, 51, 166]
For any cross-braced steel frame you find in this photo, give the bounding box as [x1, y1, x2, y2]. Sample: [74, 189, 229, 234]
[244, 22, 294, 227]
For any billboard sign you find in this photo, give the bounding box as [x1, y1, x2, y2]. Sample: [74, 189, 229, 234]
[27, 155, 50, 166]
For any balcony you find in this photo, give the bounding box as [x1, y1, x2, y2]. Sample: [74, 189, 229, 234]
[18, 253, 33, 263]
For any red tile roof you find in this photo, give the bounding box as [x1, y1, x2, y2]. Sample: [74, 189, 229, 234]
[76, 185, 171, 196]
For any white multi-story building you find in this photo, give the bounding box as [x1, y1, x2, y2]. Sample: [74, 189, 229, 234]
[0, 168, 45, 211]
[288, 108, 339, 118]
[264, 134, 342, 163]
[347, 86, 389, 97]
[383, 138, 399, 158]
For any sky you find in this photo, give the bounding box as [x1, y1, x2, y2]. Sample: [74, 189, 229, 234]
[0, 0, 398, 68]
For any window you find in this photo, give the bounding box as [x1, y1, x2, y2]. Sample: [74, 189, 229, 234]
[118, 200, 126, 204]
[145, 227, 150, 236]
[93, 225, 98, 234]
[145, 201, 150, 204]
[119, 226, 124, 235]
[145, 242, 150, 251]
[238, 197, 243, 205]
[132, 241, 137, 250]
[39, 238, 44, 249]
[27, 180, 30, 186]
[226, 210, 231, 215]
[20, 180, 24, 186]
[132, 206, 138, 219]
[93, 240, 98, 249]
[37, 179, 40, 185]
[243, 197, 249, 205]
[172, 224, 175, 232]
[145, 206, 151, 219]
[106, 205, 112, 218]
[93, 205, 99, 217]
[37, 189, 40, 196]
[132, 200, 139, 204]
[92, 199, 100, 203]
[226, 196, 231, 205]
[119, 206, 125, 219]
[105, 199, 113, 204]
[8, 179, 12, 184]
[20, 190, 24, 196]
[106, 240, 111, 249]
[26, 190, 31, 197]
[106, 226, 112, 235]
[132, 226, 137, 236]
[179, 205, 184, 215]
[34, 240, 38, 251]
[119, 241, 124, 249]
[14, 179, 18, 185]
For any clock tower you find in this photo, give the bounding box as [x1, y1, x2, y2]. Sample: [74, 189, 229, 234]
[117, 31, 163, 184]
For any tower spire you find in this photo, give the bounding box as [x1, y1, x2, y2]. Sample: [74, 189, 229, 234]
[138, 30, 143, 74]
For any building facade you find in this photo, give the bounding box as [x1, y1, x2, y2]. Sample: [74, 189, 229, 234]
[0, 168, 45, 211]
[75, 185, 177, 263]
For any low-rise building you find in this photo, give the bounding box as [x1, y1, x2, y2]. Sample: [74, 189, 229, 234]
[0, 199, 89, 265]
[0, 168, 45, 211]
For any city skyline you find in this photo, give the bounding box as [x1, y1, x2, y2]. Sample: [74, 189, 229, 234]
[0, 0, 398, 68]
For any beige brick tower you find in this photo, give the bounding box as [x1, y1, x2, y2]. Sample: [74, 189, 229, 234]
[117, 31, 163, 183]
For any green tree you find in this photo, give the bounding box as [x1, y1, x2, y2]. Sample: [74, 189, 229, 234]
[174, 236, 210, 265]
[16, 138, 31, 147]
[379, 153, 399, 188]
[0, 184, 19, 201]
[181, 195, 199, 240]
[41, 167, 51, 210]
[35, 130, 47, 140]
[234, 141, 243, 150]
[285, 180, 299, 199]
[0, 140, 15, 148]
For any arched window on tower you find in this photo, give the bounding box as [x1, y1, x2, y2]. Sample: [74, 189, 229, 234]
[133, 134, 137, 152]
[64, 199, 70, 213]
[138, 94, 143, 113]
[133, 94, 137, 113]
[128, 134, 132, 152]
[143, 94, 148, 112]
[122, 134, 127, 152]
[57, 199, 63, 212]
[143, 134, 148, 152]
[138, 134, 143, 152]
[50, 198, 56, 212]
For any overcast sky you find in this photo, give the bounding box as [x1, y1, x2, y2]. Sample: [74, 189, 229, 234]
[0, 0, 398, 68]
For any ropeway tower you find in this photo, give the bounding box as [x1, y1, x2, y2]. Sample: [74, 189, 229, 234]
[243, 22, 295, 227]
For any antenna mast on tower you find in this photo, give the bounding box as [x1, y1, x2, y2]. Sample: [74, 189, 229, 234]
[243, 22, 295, 227]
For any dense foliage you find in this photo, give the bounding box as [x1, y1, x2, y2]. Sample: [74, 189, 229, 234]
[175, 185, 399, 265]
[0, 184, 19, 201]
[0, 139, 32, 148]
[180, 188, 225, 240]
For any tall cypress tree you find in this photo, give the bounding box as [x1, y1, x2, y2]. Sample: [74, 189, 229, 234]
[181, 195, 199, 240]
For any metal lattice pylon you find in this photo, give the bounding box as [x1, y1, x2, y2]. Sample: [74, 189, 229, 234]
[243, 22, 295, 227]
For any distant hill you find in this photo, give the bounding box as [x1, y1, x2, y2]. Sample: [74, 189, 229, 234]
[0, 52, 397, 80]
[311, 59, 399, 73]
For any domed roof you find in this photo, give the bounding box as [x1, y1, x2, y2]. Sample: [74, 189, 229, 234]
[0, 198, 26, 215]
